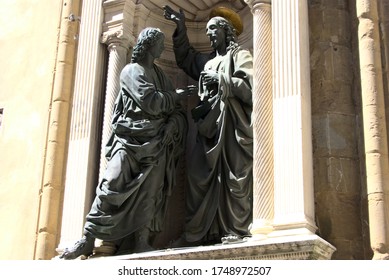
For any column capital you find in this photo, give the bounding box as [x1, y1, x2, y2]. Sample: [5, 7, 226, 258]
[244, 0, 272, 10]
[101, 0, 136, 50]
[101, 28, 134, 51]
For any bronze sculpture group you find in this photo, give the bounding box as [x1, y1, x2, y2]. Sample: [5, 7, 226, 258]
[60, 5, 253, 260]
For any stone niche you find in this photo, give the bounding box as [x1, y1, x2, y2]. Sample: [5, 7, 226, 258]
[97, 0, 256, 253]
[66, 0, 337, 260]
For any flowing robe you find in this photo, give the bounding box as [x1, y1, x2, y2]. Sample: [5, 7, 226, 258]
[84, 63, 187, 241]
[172, 29, 254, 242]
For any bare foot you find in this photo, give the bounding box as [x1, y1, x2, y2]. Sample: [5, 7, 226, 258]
[221, 234, 245, 244]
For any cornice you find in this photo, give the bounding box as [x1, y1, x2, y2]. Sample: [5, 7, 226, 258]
[101, 0, 137, 47]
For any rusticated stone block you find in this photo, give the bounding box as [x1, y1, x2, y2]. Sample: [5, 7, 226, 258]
[309, 5, 350, 45]
[321, 45, 353, 82]
[311, 80, 354, 114]
[309, 0, 348, 9]
[312, 113, 357, 158]
[328, 238, 365, 260]
[313, 157, 361, 194]
[315, 191, 363, 247]
[321, 9, 351, 44]
[333, 193, 362, 240]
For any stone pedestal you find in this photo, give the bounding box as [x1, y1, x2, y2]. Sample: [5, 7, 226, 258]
[97, 236, 335, 260]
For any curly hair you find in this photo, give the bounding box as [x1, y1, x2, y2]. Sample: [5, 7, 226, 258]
[211, 16, 239, 51]
[131, 28, 164, 63]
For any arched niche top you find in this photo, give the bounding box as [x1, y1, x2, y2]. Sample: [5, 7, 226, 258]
[102, 0, 253, 55]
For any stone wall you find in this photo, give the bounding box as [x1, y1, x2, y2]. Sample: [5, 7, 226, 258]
[0, 0, 64, 259]
[309, 0, 371, 259]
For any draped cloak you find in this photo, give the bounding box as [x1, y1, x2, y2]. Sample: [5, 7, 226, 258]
[172, 28, 254, 242]
[84, 63, 187, 241]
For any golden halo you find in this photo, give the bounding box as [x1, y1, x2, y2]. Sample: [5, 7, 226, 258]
[209, 7, 243, 36]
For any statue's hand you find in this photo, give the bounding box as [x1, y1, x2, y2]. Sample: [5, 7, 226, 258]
[176, 85, 198, 97]
[200, 70, 219, 87]
[163, 5, 185, 27]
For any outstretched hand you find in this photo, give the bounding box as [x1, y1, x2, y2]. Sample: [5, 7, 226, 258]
[163, 5, 185, 27]
[175, 85, 198, 104]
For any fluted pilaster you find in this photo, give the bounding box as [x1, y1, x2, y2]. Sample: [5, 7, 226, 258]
[59, 0, 106, 251]
[271, 0, 316, 235]
[245, 0, 274, 237]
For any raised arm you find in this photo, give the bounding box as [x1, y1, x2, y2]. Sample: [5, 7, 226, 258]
[163, 5, 214, 81]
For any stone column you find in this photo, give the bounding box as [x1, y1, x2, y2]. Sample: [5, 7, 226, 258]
[357, 0, 389, 260]
[58, 0, 106, 252]
[35, 0, 81, 260]
[271, 0, 317, 236]
[244, 0, 274, 238]
[99, 31, 130, 179]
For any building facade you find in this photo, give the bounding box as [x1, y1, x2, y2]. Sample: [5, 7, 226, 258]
[0, 0, 388, 260]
